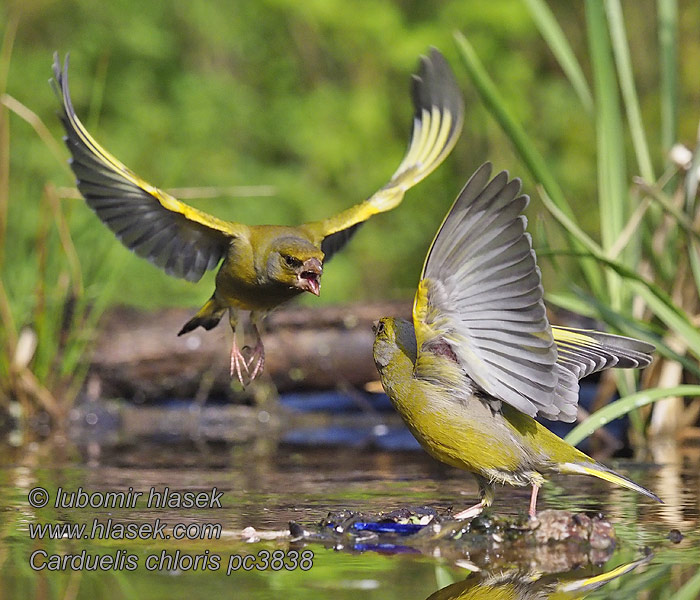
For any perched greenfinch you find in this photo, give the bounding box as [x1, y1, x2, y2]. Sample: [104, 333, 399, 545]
[373, 163, 661, 518]
[52, 49, 463, 383]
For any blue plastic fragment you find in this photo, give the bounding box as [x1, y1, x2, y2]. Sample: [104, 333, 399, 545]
[351, 522, 425, 535]
[353, 543, 421, 554]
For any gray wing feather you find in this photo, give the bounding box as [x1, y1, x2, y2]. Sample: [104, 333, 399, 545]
[418, 164, 654, 422]
[422, 163, 571, 420]
[51, 53, 231, 283]
[554, 326, 654, 380]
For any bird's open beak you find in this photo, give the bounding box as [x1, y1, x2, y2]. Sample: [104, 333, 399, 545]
[298, 258, 322, 296]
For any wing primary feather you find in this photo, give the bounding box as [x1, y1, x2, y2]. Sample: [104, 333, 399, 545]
[553, 326, 654, 380]
[414, 164, 655, 420]
[414, 164, 562, 418]
[311, 47, 464, 258]
[51, 53, 236, 282]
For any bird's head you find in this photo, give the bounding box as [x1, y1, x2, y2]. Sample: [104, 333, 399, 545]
[372, 317, 417, 371]
[267, 237, 324, 296]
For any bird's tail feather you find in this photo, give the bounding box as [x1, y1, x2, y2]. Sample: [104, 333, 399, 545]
[560, 462, 662, 503]
[178, 297, 226, 335]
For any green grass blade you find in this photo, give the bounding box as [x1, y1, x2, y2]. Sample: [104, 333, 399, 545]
[553, 284, 700, 379]
[685, 124, 700, 298]
[545, 291, 598, 319]
[453, 31, 572, 216]
[669, 568, 700, 600]
[565, 385, 700, 445]
[630, 279, 700, 358]
[454, 30, 605, 296]
[690, 241, 700, 297]
[539, 195, 700, 358]
[658, 0, 678, 157]
[537, 187, 603, 255]
[684, 124, 700, 210]
[635, 178, 700, 242]
[606, 0, 655, 183]
[538, 195, 672, 310]
[0, 13, 19, 276]
[586, 0, 628, 309]
[522, 0, 593, 113]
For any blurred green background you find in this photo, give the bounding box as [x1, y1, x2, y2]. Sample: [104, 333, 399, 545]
[2, 7, 700, 597]
[3, 0, 698, 315]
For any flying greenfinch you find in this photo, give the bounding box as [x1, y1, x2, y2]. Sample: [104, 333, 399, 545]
[373, 163, 661, 519]
[52, 48, 464, 384]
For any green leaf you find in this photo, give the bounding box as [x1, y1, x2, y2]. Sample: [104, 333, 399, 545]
[565, 385, 700, 446]
[537, 193, 700, 359]
[586, 0, 628, 309]
[522, 0, 593, 113]
[690, 241, 700, 298]
[669, 568, 700, 600]
[658, 0, 678, 156]
[630, 279, 700, 358]
[453, 30, 604, 297]
[605, 0, 655, 183]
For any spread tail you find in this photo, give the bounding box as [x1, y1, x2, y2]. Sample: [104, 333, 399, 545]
[178, 297, 226, 335]
[560, 462, 662, 503]
[555, 553, 653, 595]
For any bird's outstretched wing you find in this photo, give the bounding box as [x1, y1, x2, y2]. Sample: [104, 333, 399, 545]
[552, 326, 654, 380]
[307, 48, 464, 260]
[412, 163, 569, 419]
[412, 164, 654, 422]
[52, 53, 244, 282]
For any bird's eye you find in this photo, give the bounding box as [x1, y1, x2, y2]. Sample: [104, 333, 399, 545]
[283, 255, 302, 268]
[372, 320, 385, 335]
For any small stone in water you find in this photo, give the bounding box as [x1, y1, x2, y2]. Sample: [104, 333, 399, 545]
[667, 529, 683, 543]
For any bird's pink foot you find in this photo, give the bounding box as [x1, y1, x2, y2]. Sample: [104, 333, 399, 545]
[230, 339, 250, 385]
[245, 339, 265, 381]
[453, 500, 486, 520]
[528, 483, 540, 519]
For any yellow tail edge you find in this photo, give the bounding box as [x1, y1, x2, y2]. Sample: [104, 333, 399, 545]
[561, 462, 662, 504]
[177, 297, 226, 336]
[556, 553, 653, 595]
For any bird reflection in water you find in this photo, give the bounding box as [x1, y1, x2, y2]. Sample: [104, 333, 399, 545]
[425, 553, 652, 600]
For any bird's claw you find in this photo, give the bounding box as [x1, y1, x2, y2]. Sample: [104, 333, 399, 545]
[246, 340, 265, 381]
[230, 342, 250, 385]
[229, 337, 265, 386]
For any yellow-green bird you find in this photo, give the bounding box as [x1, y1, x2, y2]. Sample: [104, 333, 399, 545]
[372, 163, 661, 518]
[425, 554, 652, 600]
[52, 49, 463, 383]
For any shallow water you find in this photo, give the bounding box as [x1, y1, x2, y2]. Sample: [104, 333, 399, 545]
[1, 397, 698, 599]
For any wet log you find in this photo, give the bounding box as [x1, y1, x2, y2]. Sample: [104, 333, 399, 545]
[89, 302, 411, 400]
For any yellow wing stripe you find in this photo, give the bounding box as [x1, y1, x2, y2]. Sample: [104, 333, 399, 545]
[394, 110, 454, 182]
[552, 328, 599, 348]
[305, 49, 464, 243]
[311, 108, 460, 240]
[398, 117, 426, 172]
[422, 110, 453, 171]
[418, 109, 441, 169]
[57, 60, 239, 237]
[61, 88, 171, 205]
